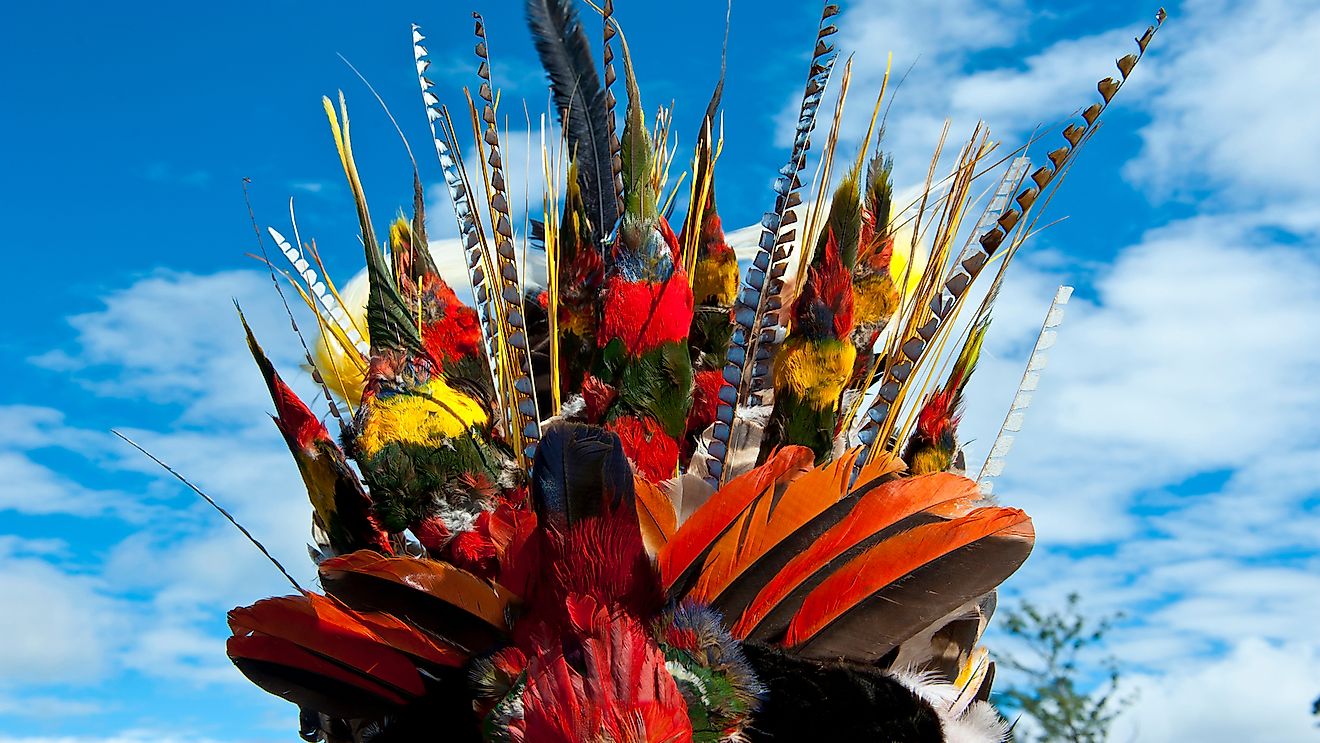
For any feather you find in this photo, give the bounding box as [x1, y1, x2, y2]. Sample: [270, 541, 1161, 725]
[661, 470, 716, 525]
[226, 632, 414, 719]
[471, 15, 542, 462]
[412, 25, 502, 408]
[740, 642, 946, 741]
[658, 446, 814, 595]
[615, 25, 655, 229]
[785, 507, 1034, 661]
[242, 314, 390, 556]
[732, 472, 979, 641]
[814, 169, 863, 269]
[322, 95, 427, 360]
[318, 550, 514, 651]
[854, 10, 1165, 465]
[602, 0, 623, 216]
[633, 474, 678, 555]
[531, 422, 634, 529]
[268, 226, 367, 357]
[978, 286, 1072, 495]
[709, 4, 841, 484]
[889, 599, 992, 682]
[685, 449, 882, 621]
[230, 593, 461, 673]
[525, 0, 618, 244]
[902, 318, 990, 475]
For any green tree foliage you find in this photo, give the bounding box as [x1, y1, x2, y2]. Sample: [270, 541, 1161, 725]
[995, 593, 1132, 743]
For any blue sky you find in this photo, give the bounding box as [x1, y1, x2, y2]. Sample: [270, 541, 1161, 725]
[2, 0, 1319, 740]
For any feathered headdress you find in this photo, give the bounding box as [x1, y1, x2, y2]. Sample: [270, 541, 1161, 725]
[200, 3, 1166, 741]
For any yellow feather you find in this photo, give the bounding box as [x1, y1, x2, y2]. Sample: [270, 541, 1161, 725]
[312, 269, 370, 403]
[356, 377, 490, 457]
[692, 251, 740, 307]
[773, 337, 856, 409]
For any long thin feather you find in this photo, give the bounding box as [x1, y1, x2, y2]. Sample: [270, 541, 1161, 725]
[709, 3, 841, 485]
[977, 285, 1072, 494]
[412, 25, 503, 411]
[472, 14, 542, 461]
[854, 10, 1165, 468]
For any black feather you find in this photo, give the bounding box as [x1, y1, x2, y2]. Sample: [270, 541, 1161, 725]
[741, 642, 945, 742]
[525, 0, 618, 245]
[532, 423, 633, 529]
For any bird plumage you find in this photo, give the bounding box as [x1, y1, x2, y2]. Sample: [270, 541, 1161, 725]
[205, 4, 1167, 742]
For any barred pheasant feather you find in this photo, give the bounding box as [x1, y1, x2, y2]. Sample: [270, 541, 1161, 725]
[203, 2, 1166, 741]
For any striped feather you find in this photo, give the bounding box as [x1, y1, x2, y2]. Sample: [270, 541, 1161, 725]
[709, 3, 842, 485]
[978, 285, 1073, 495]
[268, 226, 367, 357]
[471, 14, 542, 462]
[784, 507, 1034, 662]
[854, 11, 1165, 467]
[412, 25, 503, 412]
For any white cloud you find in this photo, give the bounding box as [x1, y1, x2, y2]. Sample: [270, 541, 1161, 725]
[777, 0, 1158, 197]
[0, 407, 146, 519]
[1114, 637, 1320, 741]
[0, 544, 127, 686]
[32, 270, 306, 425]
[961, 211, 1320, 544]
[6, 269, 320, 697]
[1125, 0, 1320, 203]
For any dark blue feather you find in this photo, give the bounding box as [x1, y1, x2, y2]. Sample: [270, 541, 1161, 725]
[525, 0, 618, 245]
[532, 423, 634, 529]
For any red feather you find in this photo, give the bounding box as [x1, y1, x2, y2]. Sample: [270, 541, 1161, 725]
[597, 274, 695, 356]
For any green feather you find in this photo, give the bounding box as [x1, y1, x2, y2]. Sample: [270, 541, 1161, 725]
[815, 170, 863, 269]
[616, 26, 656, 239]
[365, 234, 426, 358]
[864, 150, 894, 240]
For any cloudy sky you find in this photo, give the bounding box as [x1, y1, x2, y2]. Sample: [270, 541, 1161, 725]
[2, 0, 1319, 740]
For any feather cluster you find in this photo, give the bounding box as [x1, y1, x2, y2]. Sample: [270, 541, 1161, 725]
[222, 3, 1166, 742]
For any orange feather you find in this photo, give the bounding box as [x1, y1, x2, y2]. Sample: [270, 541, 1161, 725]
[230, 593, 464, 670]
[732, 472, 981, 639]
[633, 474, 678, 556]
[785, 507, 1034, 657]
[318, 551, 516, 635]
[658, 446, 815, 591]
[686, 449, 864, 606]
